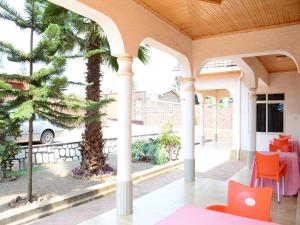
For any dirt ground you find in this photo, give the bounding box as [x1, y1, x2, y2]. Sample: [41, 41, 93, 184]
[0, 153, 156, 213]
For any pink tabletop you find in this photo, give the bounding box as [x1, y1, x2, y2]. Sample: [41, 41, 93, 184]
[250, 152, 300, 196]
[155, 205, 281, 225]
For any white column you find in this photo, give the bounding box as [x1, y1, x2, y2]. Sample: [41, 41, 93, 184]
[232, 75, 242, 159]
[116, 54, 133, 215]
[199, 97, 205, 145]
[180, 77, 195, 182]
[248, 88, 257, 169]
[213, 100, 218, 142]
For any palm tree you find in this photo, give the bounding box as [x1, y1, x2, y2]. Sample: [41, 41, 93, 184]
[42, 3, 150, 176]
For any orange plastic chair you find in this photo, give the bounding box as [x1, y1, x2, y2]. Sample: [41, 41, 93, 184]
[206, 180, 273, 222]
[279, 134, 291, 139]
[274, 138, 288, 146]
[269, 144, 290, 152]
[273, 138, 292, 152]
[255, 152, 287, 203]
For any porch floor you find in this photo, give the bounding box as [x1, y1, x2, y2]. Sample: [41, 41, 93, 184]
[29, 144, 299, 225]
[77, 168, 299, 225]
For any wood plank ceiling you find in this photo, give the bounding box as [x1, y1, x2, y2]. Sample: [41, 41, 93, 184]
[257, 55, 298, 73]
[133, 0, 300, 39]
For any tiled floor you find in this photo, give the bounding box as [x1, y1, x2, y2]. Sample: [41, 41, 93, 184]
[31, 167, 299, 225]
[30, 144, 299, 225]
[76, 167, 299, 225]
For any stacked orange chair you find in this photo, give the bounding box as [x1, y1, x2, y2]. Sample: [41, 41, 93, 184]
[255, 152, 287, 203]
[269, 137, 291, 152]
[206, 180, 273, 221]
[279, 134, 292, 139]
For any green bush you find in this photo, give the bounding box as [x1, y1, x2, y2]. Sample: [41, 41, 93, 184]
[131, 123, 181, 165]
[0, 104, 21, 179]
[132, 140, 145, 161]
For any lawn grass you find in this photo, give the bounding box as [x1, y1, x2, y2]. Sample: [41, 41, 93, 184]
[7, 166, 43, 177]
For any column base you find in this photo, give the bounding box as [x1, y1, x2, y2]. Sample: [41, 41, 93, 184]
[247, 151, 255, 169]
[117, 181, 133, 215]
[184, 158, 195, 182]
[214, 134, 218, 142]
[200, 136, 205, 145]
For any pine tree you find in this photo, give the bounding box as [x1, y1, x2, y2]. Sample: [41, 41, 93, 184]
[0, 0, 109, 201]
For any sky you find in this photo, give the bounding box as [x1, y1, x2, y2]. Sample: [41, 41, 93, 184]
[0, 1, 180, 96]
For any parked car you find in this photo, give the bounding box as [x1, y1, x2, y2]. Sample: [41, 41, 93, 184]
[16, 117, 64, 144]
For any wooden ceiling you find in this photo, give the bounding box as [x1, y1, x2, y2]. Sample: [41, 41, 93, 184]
[134, 0, 300, 39]
[257, 55, 298, 73]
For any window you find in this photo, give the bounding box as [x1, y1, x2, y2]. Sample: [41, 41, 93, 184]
[256, 93, 284, 133]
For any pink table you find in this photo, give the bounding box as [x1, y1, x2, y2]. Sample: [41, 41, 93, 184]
[250, 152, 300, 196]
[155, 205, 280, 225]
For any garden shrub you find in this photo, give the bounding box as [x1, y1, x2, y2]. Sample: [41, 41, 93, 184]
[0, 104, 21, 179]
[131, 123, 181, 165]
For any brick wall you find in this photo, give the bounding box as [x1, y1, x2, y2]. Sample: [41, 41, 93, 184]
[144, 99, 182, 128]
[203, 106, 233, 142]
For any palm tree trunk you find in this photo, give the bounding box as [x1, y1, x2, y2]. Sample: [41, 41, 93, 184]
[80, 35, 106, 175]
[27, 0, 35, 202]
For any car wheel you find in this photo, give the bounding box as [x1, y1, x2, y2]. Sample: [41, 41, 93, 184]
[41, 130, 54, 144]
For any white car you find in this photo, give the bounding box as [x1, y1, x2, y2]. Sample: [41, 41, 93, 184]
[16, 117, 64, 144]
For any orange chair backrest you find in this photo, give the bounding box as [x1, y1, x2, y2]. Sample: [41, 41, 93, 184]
[274, 138, 288, 146]
[227, 180, 273, 222]
[279, 134, 291, 139]
[269, 144, 290, 152]
[269, 144, 278, 152]
[255, 152, 280, 177]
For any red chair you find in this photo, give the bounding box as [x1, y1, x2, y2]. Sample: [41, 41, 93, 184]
[206, 180, 273, 222]
[269, 144, 290, 152]
[255, 152, 287, 203]
[273, 138, 292, 152]
[274, 138, 288, 146]
[279, 134, 291, 139]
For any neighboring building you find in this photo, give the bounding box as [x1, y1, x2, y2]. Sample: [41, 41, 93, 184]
[103, 90, 182, 128]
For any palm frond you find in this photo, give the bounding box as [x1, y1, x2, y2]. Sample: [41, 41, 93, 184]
[138, 44, 151, 64]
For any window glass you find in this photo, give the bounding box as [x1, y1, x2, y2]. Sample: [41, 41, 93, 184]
[268, 103, 284, 132]
[256, 94, 266, 101]
[257, 104, 266, 132]
[268, 93, 285, 101]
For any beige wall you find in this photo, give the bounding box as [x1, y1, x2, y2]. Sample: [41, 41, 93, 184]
[240, 71, 300, 151]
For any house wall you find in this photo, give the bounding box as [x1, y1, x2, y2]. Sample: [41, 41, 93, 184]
[144, 99, 181, 128]
[158, 91, 180, 103]
[240, 71, 300, 152]
[203, 106, 233, 143]
[103, 91, 146, 124]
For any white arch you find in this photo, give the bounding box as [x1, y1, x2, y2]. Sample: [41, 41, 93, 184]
[196, 56, 256, 88]
[143, 38, 192, 77]
[49, 0, 125, 55]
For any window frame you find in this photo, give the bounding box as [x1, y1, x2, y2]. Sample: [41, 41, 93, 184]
[256, 92, 285, 134]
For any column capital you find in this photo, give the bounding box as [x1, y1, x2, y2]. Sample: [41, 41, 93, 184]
[116, 54, 133, 61]
[177, 76, 195, 83]
[178, 76, 195, 93]
[117, 54, 134, 76]
[249, 88, 257, 98]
